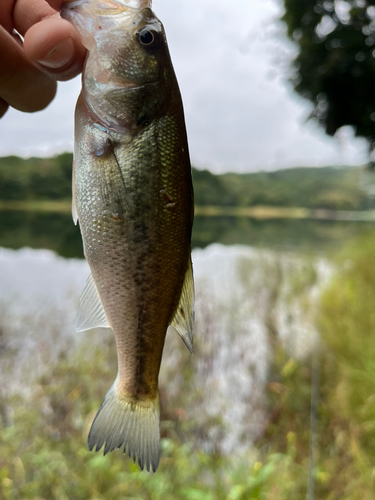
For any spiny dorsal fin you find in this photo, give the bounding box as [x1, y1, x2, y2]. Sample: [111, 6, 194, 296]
[76, 273, 110, 332]
[72, 160, 78, 225]
[170, 257, 195, 354]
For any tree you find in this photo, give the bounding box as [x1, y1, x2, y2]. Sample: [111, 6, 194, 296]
[282, 0, 375, 158]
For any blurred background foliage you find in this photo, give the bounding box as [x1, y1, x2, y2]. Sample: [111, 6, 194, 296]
[2, 233, 375, 498]
[282, 0, 375, 158]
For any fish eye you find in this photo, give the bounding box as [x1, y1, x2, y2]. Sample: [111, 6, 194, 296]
[138, 28, 160, 49]
[140, 29, 154, 45]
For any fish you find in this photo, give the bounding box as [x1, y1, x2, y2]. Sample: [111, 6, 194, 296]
[61, 0, 194, 472]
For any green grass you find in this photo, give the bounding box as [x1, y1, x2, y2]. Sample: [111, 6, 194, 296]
[260, 231, 375, 499]
[0, 340, 294, 500]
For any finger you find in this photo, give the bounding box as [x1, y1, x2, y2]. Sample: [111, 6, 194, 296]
[24, 17, 86, 81]
[11, 0, 81, 35]
[0, 0, 56, 34]
[0, 27, 57, 113]
[11, 30, 24, 47]
[0, 0, 19, 33]
[0, 0, 78, 34]
[0, 98, 9, 119]
[12, 0, 58, 36]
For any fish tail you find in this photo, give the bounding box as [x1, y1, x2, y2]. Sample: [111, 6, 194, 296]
[88, 383, 160, 472]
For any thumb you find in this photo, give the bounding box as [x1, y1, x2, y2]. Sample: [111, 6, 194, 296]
[24, 16, 86, 82]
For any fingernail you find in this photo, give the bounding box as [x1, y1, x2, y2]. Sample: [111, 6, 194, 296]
[37, 37, 75, 69]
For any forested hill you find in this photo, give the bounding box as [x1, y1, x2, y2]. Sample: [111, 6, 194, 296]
[0, 153, 371, 210]
[193, 166, 370, 210]
[195, 165, 372, 211]
[0, 154, 72, 201]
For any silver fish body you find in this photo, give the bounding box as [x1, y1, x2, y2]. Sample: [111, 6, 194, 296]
[63, 0, 194, 471]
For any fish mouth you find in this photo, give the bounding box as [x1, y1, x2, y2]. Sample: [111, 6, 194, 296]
[61, 0, 152, 17]
[61, 0, 152, 38]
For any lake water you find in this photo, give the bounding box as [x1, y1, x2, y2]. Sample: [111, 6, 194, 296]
[1, 210, 375, 257]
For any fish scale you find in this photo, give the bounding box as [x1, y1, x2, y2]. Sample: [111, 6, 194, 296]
[62, 0, 194, 471]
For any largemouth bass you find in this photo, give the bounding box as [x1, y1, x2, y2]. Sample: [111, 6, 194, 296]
[62, 0, 194, 472]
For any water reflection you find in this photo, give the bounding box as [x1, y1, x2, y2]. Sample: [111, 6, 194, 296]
[0, 210, 374, 258]
[192, 216, 375, 252]
[0, 211, 83, 258]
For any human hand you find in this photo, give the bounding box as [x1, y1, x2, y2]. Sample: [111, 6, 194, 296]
[0, 0, 86, 118]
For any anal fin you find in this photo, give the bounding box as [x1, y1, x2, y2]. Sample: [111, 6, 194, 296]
[170, 257, 195, 354]
[76, 273, 110, 332]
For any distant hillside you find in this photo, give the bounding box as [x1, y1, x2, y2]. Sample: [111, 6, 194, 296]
[0, 153, 371, 210]
[0, 154, 72, 201]
[193, 166, 371, 211]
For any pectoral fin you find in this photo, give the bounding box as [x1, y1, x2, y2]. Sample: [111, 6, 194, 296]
[76, 274, 110, 332]
[170, 257, 195, 354]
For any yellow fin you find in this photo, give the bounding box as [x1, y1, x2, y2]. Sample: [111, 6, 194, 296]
[170, 257, 194, 354]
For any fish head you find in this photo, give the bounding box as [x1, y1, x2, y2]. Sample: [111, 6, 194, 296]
[62, 1, 176, 133]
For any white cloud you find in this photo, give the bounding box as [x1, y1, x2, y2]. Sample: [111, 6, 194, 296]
[0, 0, 369, 172]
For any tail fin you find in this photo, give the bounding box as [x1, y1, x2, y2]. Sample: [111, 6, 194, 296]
[88, 384, 160, 472]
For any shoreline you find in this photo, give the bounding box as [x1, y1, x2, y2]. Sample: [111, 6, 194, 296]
[1, 200, 375, 222]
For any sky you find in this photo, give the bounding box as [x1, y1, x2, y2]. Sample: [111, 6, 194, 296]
[0, 0, 370, 173]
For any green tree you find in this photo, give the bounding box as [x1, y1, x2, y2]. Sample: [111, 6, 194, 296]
[282, 0, 375, 158]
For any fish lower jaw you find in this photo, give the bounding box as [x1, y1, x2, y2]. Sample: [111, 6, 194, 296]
[62, 2, 133, 43]
[62, 0, 137, 15]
